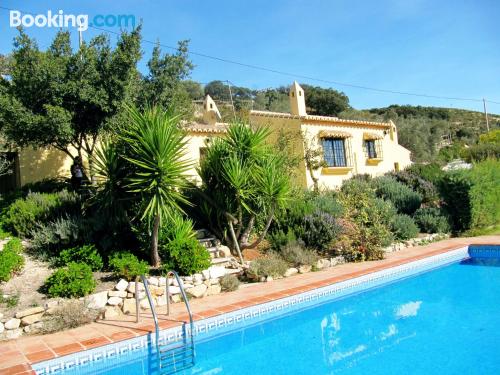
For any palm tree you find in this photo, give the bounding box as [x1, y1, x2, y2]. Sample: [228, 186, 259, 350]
[120, 106, 192, 267]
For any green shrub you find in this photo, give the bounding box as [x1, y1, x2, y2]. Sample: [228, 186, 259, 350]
[439, 171, 473, 232]
[4, 190, 80, 237]
[273, 189, 343, 249]
[407, 163, 445, 185]
[390, 214, 419, 240]
[40, 300, 100, 334]
[372, 176, 422, 215]
[469, 159, 500, 230]
[334, 219, 386, 262]
[220, 274, 240, 292]
[56, 245, 103, 271]
[248, 253, 289, 279]
[392, 170, 440, 206]
[336, 180, 393, 261]
[413, 207, 450, 233]
[30, 216, 83, 258]
[0, 238, 24, 281]
[44, 262, 95, 298]
[279, 241, 318, 266]
[299, 211, 341, 251]
[108, 252, 149, 281]
[268, 229, 297, 252]
[159, 215, 211, 276]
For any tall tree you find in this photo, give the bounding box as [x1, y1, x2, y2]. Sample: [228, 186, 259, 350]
[302, 84, 350, 116]
[138, 41, 194, 115]
[0, 28, 142, 180]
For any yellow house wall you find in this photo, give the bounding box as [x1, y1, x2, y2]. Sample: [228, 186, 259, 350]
[183, 132, 225, 184]
[18, 147, 76, 186]
[301, 123, 411, 190]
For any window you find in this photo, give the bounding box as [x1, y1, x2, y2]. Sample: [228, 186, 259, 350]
[365, 140, 377, 159]
[322, 138, 348, 167]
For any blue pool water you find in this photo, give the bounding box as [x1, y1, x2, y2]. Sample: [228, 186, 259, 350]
[51, 254, 500, 375]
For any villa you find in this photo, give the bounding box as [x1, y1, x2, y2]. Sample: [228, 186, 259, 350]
[185, 81, 412, 189]
[2, 82, 411, 191]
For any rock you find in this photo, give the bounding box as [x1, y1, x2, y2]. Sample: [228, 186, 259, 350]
[115, 279, 129, 291]
[21, 313, 44, 326]
[208, 266, 227, 279]
[219, 245, 231, 257]
[266, 276, 274, 282]
[140, 298, 151, 310]
[183, 276, 193, 282]
[316, 259, 331, 269]
[107, 297, 123, 306]
[166, 286, 181, 295]
[207, 284, 221, 296]
[15, 306, 45, 319]
[186, 284, 207, 298]
[172, 278, 180, 287]
[127, 293, 134, 298]
[0, 322, 4, 334]
[86, 291, 109, 310]
[44, 300, 59, 309]
[284, 267, 299, 277]
[171, 294, 182, 303]
[104, 306, 121, 319]
[108, 290, 127, 298]
[149, 285, 165, 296]
[158, 277, 167, 286]
[298, 265, 312, 274]
[201, 270, 210, 280]
[148, 277, 159, 286]
[330, 256, 345, 266]
[156, 294, 167, 306]
[127, 282, 144, 294]
[209, 278, 220, 285]
[4, 328, 22, 339]
[194, 280, 203, 286]
[193, 273, 203, 283]
[4, 318, 21, 330]
[122, 298, 137, 315]
[0, 313, 3, 320]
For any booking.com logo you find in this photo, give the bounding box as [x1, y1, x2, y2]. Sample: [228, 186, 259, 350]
[9, 10, 136, 31]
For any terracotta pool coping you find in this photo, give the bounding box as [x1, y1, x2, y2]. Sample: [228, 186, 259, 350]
[1, 235, 498, 375]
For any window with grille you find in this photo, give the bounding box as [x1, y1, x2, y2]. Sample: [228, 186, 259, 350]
[322, 138, 352, 167]
[364, 139, 383, 159]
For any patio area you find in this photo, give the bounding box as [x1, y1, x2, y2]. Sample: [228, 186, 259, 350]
[1, 235, 499, 375]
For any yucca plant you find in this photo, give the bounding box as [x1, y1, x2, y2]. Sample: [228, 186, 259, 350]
[198, 123, 291, 257]
[120, 106, 192, 266]
[91, 139, 130, 226]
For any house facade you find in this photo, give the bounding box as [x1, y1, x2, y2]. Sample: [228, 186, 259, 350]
[249, 82, 412, 189]
[4, 83, 411, 192]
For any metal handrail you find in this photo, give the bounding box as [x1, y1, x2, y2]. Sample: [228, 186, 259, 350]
[136, 271, 196, 370]
[165, 270, 195, 342]
[140, 275, 159, 344]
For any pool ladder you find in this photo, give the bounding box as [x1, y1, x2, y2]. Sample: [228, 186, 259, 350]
[139, 271, 195, 374]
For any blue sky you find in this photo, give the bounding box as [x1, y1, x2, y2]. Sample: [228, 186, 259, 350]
[1, 0, 499, 113]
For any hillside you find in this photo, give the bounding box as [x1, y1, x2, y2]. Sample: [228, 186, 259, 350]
[339, 105, 499, 162]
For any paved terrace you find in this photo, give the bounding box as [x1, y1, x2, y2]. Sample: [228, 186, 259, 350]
[1, 235, 498, 375]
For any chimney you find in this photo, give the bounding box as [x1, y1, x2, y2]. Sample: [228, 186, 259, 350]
[289, 81, 307, 116]
[203, 95, 222, 125]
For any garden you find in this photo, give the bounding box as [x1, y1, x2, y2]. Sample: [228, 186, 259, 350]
[0, 27, 498, 340]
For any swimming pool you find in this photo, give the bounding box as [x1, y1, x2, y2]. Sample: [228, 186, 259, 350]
[34, 245, 500, 374]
